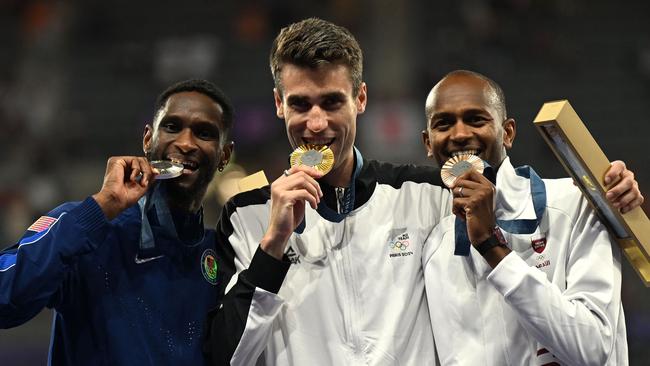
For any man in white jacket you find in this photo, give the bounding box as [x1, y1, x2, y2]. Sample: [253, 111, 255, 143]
[422, 70, 634, 365]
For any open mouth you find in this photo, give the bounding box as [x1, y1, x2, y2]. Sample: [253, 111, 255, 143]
[168, 157, 199, 174]
[302, 137, 335, 147]
[450, 149, 480, 157]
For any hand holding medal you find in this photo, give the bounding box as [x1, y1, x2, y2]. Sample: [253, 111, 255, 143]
[261, 145, 329, 260]
[442, 152, 497, 248]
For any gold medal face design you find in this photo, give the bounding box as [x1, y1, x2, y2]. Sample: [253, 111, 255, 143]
[289, 144, 335, 175]
[440, 154, 484, 188]
[150, 160, 184, 179]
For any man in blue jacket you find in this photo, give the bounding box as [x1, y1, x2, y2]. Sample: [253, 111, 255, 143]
[0, 79, 234, 365]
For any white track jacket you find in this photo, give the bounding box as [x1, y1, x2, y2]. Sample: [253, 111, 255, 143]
[423, 157, 628, 365]
[204, 155, 452, 365]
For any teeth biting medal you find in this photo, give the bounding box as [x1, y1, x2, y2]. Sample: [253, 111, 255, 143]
[440, 152, 484, 188]
[149, 160, 184, 179]
[290, 144, 335, 174]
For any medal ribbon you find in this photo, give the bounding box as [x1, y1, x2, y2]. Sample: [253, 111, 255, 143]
[137, 183, 177, 255]
[454, 163, 546, 256]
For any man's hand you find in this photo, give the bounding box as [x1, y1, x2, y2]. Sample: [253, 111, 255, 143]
[260, 165, 323, 260]
[452, 170, 497, 246]
[452, 169, 511, 267]
[92, 156, 158, 220]
[604, 160, 644, 214]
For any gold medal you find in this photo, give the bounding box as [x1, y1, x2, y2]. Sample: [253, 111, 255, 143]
[150, 160, 184, 179]
[289, 144, 335, 174]
[440, 153, 484, 188]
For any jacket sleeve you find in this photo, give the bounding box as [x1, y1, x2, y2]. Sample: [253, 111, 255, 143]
[0, 197, 109, 328]
[486, 196, 625, 365]
[204, 197, 290, 366]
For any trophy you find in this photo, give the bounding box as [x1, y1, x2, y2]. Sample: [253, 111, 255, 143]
[534, 100, 650, 287]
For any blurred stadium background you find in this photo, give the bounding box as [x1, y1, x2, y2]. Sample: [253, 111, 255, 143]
[1, 0, 649, 364]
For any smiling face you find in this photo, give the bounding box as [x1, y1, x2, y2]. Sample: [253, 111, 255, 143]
[422, 73, 515, 169]
[143, 91, 232, 212]
[274, 63, 367, 187]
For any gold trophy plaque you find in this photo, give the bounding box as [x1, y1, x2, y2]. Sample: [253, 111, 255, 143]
[534, 100, 650, 287]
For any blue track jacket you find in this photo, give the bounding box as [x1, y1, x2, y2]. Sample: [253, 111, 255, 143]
[0, 197, 232, 365]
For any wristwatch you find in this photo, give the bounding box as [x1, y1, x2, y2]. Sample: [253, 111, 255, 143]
[475, 226, 508, 256]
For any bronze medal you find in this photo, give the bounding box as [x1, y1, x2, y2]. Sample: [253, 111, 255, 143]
[440, 154, 484, 188]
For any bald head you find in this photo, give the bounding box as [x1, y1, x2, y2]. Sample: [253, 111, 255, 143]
[421, 69, 516, 169]
[426, 70, 507, 122]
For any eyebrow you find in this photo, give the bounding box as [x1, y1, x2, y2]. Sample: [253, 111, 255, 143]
[286, 91, 346, 103]
[430, 108, 491, 119]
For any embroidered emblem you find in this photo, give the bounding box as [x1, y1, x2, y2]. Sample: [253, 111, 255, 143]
[285, 246, 301, 264]
[531, 237, 547, 253]
[28, 216, 58, 233]
[201, 249, 218, 285]
[389, 232, 414, 258]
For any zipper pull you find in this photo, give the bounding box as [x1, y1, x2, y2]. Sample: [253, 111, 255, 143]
[336, 187, 345, 214]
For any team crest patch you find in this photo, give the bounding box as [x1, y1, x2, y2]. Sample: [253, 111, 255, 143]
[531, 237, 547, 253]
[28, 216, 58, 233]
[201, 249, 218, 285]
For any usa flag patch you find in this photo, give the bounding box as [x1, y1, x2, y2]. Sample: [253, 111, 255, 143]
[27, 216, 58, 233]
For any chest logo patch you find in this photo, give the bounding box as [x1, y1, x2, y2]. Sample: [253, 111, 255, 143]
[389, 232, 414, 258]
[201, 249, 218, 285]
[531, 237, 547, 253]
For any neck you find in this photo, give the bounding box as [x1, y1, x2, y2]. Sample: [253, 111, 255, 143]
[323, 151, 355, 187]
[164, 187, 206, 215]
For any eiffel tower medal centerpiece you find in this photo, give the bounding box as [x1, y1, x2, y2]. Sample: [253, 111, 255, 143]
[440, 152, 484, 188]
[290, 144, 335, 175]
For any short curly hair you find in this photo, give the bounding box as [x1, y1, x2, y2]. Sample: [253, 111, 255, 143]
[270, 18, 363, 97]
[155, 79, 233, 140]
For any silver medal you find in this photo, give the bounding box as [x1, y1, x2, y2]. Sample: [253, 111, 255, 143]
[150, 160, 184, 179]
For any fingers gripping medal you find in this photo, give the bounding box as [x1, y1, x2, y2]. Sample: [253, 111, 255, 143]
[149, 160, 184, 179]
[289, 144, 335, 174]
[440, 153, 484, 188]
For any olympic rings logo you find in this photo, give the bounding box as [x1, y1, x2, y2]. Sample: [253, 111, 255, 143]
[389, 240, 410, 251]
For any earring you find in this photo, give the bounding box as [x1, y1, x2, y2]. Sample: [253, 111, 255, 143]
[218, 166, 224, 172]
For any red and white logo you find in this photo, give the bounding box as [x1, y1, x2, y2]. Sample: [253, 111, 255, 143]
[531, 237, 547, 253]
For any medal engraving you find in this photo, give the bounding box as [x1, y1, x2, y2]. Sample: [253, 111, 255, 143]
[440, 154, 484, 188]
[290, 144, 335, 175]
[150, 160, 184, 179]
[301, 150, 323, 166]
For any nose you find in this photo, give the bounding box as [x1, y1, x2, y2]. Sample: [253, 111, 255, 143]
[305, 106, 328, 133]
[173, 128, 198, 153]
[449, 121, 472, 142]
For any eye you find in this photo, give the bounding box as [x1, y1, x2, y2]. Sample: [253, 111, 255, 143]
[321, 97, 343, 111]
[466, 115, 489, 125]
[197, 127, 219, 141]
[161, 120, 180, 132]
[431, 118, 453, 131]
[289, 99, 310, 112]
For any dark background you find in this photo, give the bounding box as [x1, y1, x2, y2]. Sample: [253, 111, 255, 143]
[1, 0, 649, 364]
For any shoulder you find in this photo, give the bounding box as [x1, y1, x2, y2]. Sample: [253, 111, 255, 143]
[367, 159, 444, 189]
[219, 186, 271, 227]
[225, 186, 271, 211]
[543, 177, 590, 216]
